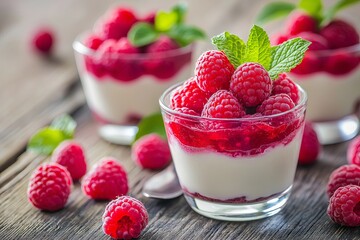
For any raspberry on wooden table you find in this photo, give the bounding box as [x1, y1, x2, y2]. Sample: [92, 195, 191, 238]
[32, 29, 54, 54]
[52, 140, 87, 181]
[82, 157, 128, 200]
[298, 122, 320, 165]
[327, 164, 360, 198]
[348, 136, 360, 166]
[27, 163, 72, 211]
[327, 185, 360, 227]
[132, 134, 171, 170]
[102, 196, 149, 239]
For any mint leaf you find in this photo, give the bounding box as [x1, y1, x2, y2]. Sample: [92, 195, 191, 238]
[133, 112, 166, 144]
[268, 37, 311, 80]
[28, 128, 68, 155]
[51, 114, 76, 138]
[244, 25, 271, 70]
[155, 11, 178, 32]
[323, 0, 360, 24]
[169, 24, 206, 47]
[128, 23, 159, 47]
[256, 2, 296, 24]
[211, 32, 245, 68]
[299, 0, 323, 20]
[172, 3, 187, 24]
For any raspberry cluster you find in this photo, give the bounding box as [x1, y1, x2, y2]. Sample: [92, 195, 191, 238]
[167, 50, 305, 154]
[273, 12, 360, 75]
[83, 7, 191, 81]
[326, 136, 360, 226]
[27, 140, 149, 238]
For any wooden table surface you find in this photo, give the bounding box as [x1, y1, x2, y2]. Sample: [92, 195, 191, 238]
[1, 0, 360, 239]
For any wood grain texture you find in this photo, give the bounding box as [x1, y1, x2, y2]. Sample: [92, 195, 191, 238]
[1, 0, 360, 239]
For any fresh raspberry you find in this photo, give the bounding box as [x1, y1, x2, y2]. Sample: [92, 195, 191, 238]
[257, 93, 295, 115]
[272, 73, 300, 104]
[82, 157, 128, 200]
[84, 34, 103, 50]
[146, 36, 179, 53]
[298, 121, 320, 165]
[327, 165, 360, 198]
[320, 20, 359, 49]
[31, 29, 54, 54]
[271, 33, 289, 45]
[141, 11, 156, 25]
[291, 52, 322, 75]
[202, 90, 246, 118]
[286, 11, 318, 35]
[51, 140, 87, 181]
[348, 136, 360, 166]
[102, 196, 149, 239]
[115, 37, 140, 54]
[97, 7, 137, 40]
[174, 107, 200, 116]
[195, 50, 235, 94]
[323, 51, 360, 75]
[27, 163, 72, 211]
[327, 185, 360, 226]
[170, 78, 211, 113]
[230, 63, 272, 107]
[296, 32, 328, 51]
[132, 134, 171, 170]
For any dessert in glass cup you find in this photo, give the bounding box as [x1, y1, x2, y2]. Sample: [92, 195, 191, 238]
[73, 4, 205, 144]
[258, 0, 360, 144]
[160, 27, 310, 221]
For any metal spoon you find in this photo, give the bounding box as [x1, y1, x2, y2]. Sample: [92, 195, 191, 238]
[142, 164, 183, 199]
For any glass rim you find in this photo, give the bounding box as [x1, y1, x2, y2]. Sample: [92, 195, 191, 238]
[72, 31, 194, 60]
[306, 43, 360, 57]
[159, 81, 307, 122]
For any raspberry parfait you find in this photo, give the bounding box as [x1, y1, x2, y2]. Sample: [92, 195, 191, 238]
[73, 5, 204, 144]
[160, 27, 310, 220]
[258, 1, 360, 144]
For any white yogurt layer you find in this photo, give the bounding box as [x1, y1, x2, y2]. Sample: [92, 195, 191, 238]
[80, 65, 191, 123]
[169, 129, 303, 201]
[292, 68, 360, 121]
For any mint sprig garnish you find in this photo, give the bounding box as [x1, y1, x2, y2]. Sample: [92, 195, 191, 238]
[27, 114, 77, 155]
[269, 38, 311, 79]
[133, 112, 166, 144]
[212, 25, 310, 80]
[128, 3, 206, 47]
[211, 32, 245, 68]
[244, 25, 271, 70]
[256, 0, 360, 26]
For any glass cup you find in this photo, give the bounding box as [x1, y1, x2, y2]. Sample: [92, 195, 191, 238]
[159, 82, 307, 221]
[290, 43, 360, 144]
[73, 33, 193, 144]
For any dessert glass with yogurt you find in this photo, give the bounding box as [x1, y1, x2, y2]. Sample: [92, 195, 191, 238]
[73, 35, 193, 143]
[160, 82, 307, 221]
[290, 44, 360, 144]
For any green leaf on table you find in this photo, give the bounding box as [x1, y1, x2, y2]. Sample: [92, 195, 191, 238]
[268, 37, 311, 80]
[51, 114, 76, 138]
[155, 11, 179, 32]
[322, 0, 360, 25]
[298, 0, 323, 20]
[211, 32, 246, 68]
[133, 112, 166, 144]
[172, 3, 188, 24]
[168, 24, 206, 47]
[27, 128, 69, 155]
[256, 2, 296, 24]
[128, 22, 159, 47]
[243, 25, 272, 70]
